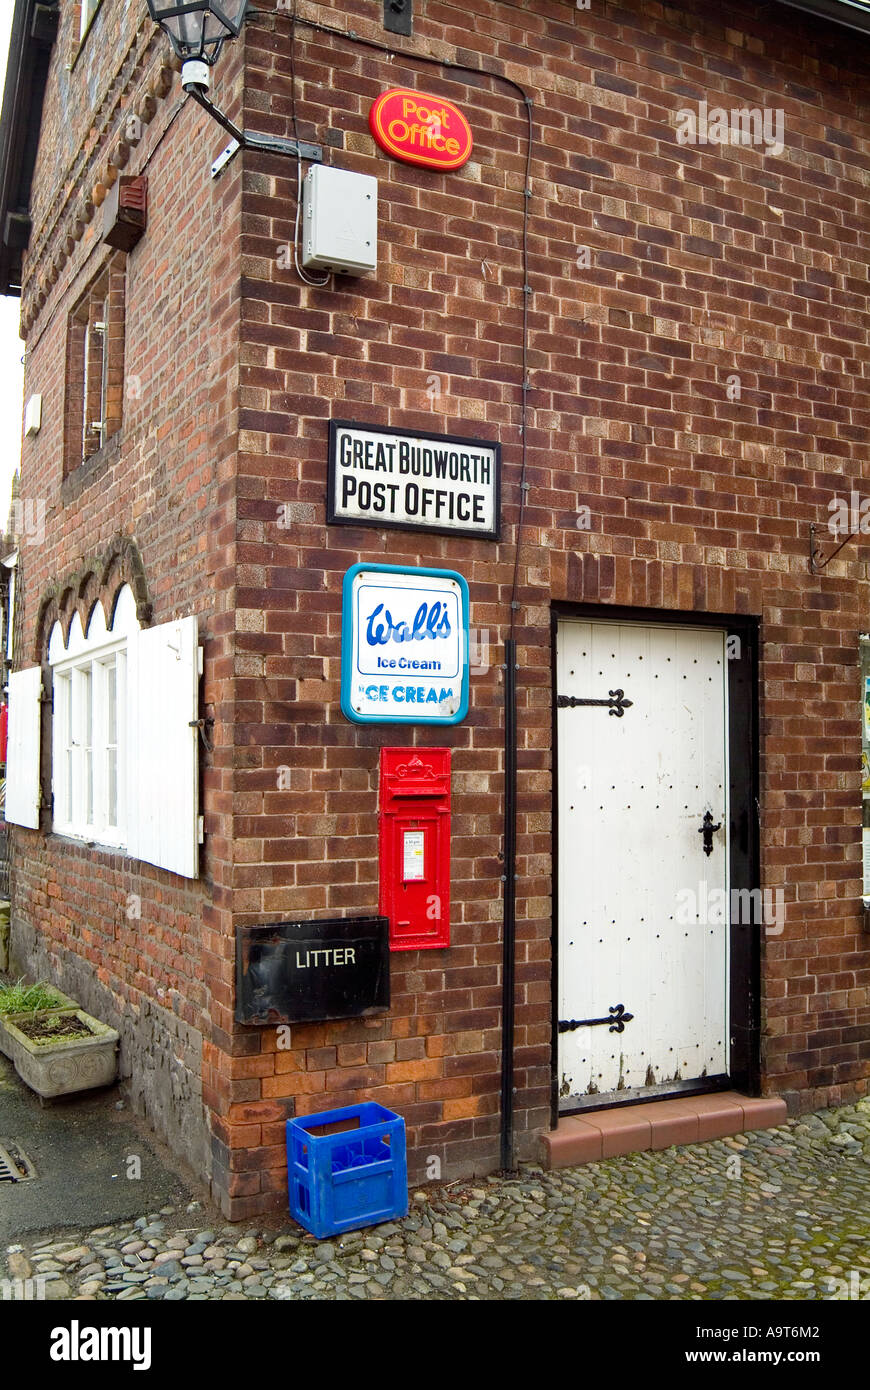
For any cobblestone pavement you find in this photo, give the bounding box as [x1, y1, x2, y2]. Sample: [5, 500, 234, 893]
[5, 1101, 870, 1301]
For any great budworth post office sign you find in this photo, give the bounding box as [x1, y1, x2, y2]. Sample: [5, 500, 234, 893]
[341, 563, 470, 725]
[328, 421, 500, 540]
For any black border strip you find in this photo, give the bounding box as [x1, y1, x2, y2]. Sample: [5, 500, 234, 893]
[776, 0, 870, 36]
[0, 0, 58, 296]
[327, 418, 502, 542]
[549, 603, 762, 1126]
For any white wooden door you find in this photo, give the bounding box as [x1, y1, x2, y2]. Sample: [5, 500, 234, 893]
[556, 620, 729, 1104]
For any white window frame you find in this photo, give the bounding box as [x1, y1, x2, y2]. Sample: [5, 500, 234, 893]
[49, 588, 137, 851]
[52, 637, 127, 849]
[80, 0, 102, 41]
[82, 312, 108, 456]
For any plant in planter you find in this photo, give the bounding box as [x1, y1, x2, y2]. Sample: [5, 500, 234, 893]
[0, 979, 80, 1061]
[4, 1008, 119, 1099]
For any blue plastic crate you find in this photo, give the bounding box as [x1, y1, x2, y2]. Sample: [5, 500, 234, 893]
[286, 1102, 408, 1239]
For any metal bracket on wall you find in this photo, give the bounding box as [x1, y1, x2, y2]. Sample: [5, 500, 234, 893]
[185, 85, 322, 180]
[809, 520, 864, 574]
[211, 133, 323, 180]
[384, 0, 413, 36]
[189, 716, 215, 752]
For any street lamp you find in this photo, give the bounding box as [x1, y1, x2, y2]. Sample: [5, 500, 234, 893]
[145, 0, 321, 175]
[145, 0, 248, 86]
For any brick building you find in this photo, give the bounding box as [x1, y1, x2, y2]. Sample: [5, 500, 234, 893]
[1, 0, 869, 1218]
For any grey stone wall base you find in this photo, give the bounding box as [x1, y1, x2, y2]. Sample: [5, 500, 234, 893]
[9, 914, 210, 1183]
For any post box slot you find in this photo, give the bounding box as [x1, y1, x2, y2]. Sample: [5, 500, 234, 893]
[387, 789, 445, 799]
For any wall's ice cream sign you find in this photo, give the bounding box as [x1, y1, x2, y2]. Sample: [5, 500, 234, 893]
[369, 88, 473, 170]
[341, 564, 470, 725]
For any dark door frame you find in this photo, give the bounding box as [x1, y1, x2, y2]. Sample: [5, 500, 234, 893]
[550, 603, 762, 1126]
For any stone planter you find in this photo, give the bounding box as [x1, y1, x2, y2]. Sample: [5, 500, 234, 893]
[4, 1009, 119, 1098]
[0, 984, 80, 1061]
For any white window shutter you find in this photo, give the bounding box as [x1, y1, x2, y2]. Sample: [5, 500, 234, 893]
[6, 666, 43, 828]
[126, 615, 199, 878]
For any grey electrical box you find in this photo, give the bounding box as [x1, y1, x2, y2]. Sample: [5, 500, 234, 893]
[301, 165, 378, 276]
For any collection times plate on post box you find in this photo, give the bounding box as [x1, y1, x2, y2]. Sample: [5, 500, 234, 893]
[379, 749, 451, 951]
[235, 917, 390, 1025]
[328, 421, 500, 540]
[341, 563, 470, 725]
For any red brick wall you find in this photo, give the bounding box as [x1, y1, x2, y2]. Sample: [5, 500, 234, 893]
[11, 0, 870, 1221]
[12, 4, 245, 1179]
[218, 0, 870, 1214]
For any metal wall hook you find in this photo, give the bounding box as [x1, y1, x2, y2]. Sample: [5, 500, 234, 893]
[809, 519, 864, 574]
[188, 716, 215, 752]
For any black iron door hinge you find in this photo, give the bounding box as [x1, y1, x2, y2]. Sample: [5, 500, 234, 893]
[558, 1003, 634, 1034]
[557, 689, 633, 717]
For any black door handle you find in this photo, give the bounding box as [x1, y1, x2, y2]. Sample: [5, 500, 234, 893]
[699, 809, 721, 856]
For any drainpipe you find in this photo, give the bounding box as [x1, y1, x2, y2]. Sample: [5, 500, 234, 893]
[500, 637, 517, 1173]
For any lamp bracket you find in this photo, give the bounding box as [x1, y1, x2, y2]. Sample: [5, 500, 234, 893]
[212, 139, 241, 179]
[210, 133, 323, 179]
[184, 85, 322, 176]
[244, 133, 322, 161]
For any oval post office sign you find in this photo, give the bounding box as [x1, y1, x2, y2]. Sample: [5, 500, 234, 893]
[369, 88, 473, 171]
[341, 563, 470, 725]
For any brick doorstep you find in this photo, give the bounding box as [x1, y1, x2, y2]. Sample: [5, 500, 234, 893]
[542, 1092, 788, 1168]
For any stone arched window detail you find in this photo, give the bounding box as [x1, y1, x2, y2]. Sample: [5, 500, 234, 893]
[34, 533, 151, 664]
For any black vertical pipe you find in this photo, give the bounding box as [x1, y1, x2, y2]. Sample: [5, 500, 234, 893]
[500, 637, 517, 1173]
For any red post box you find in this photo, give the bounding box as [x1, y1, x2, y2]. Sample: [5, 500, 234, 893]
[379, 748, 451, 951]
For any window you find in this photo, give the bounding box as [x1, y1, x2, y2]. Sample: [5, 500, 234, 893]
[49, 589, 133, 848]
[80, 0, 102, 41]
[64, 257, 126, 475]
[83, 307, 108, 455]
[54, 651, 125, 842]
[7, 587, 201, 877]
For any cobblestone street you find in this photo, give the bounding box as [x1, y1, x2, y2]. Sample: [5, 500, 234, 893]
[6, 1100, 870, 1302]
